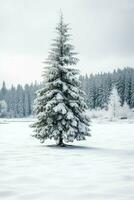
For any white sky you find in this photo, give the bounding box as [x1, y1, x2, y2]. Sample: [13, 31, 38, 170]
[1, 0, 134, 87]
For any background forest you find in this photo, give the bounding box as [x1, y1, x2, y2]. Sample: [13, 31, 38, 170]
[0, 67, 134, 118]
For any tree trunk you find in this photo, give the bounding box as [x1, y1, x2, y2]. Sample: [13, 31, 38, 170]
[57, 135, 65, 147]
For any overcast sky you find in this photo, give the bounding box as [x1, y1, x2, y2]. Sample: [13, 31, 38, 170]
[1, 0, 134, 87]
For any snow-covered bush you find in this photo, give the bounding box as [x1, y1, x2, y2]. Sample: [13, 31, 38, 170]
[86, 108, 108, 119]
[31, 14, 90, 146]
[120, 101, 131, 119]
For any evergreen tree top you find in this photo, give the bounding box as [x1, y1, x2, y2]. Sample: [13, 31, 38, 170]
[44, 13, 79, 69]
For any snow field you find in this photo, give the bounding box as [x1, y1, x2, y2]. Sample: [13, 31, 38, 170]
[0, 119, 134, 200]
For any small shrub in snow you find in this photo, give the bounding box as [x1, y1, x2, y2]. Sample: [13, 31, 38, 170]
[86, 108, 108, 119]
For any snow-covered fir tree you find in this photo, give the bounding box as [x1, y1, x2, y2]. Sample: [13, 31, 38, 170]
[115, 69, 125, 106]
[87, 74, 97, 109]
[121, 101, 130, 119]
[8, 85, 17, 117]
[108, 86, 122, 119]
[31, 14, 90, 146]
[124, 69, 132, 106]
[0, 81, 7, 101]
[0, 100, 7, 117]
[16, 85, 24, 117]
[24, 84, 30, 117]
[131, 72, 134, 108]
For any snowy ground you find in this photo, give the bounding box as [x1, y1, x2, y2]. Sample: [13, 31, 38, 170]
[0, 119, 134, 200]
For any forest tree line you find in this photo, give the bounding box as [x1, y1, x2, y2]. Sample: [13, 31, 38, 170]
[0, 67, 134, 117]
[0, 82, 41, 117]
[80, 67, 134, 109]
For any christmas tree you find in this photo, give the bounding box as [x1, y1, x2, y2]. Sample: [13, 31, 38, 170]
[31, 14, 90, 146]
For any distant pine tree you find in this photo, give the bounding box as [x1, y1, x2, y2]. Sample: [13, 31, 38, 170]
[24, 84, 30, 117]
[121, 101, 130, 119]
[0, 81, 7, 100]
[131, 73, 134, 108]
[8, 85, 17, 117]
[31, 14, 90, 146]
[16, 85, 24, 117]
[108, 86, 122, 119]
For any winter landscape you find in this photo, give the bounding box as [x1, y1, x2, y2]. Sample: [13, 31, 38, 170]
[1, 0, 134, 200]
[0, 118, 134, 200]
